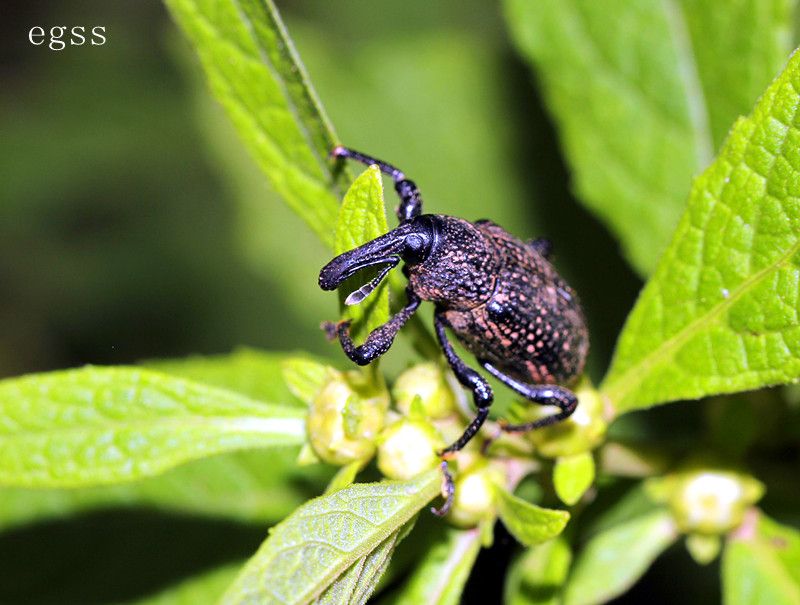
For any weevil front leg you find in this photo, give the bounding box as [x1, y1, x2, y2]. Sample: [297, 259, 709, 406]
[330, 146, 423, 221]
[325, 286, 421, 366]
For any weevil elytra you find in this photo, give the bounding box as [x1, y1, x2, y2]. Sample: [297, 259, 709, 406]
[319, 147, 589, 514]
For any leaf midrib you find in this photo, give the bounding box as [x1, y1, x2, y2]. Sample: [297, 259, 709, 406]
[231, 0, 332, 183]
[193, 5, 324, 183]
[569, 0, 714, 168]
[428, 529, 480, 603]
[0, 414, 305, 438]
[175, 0, 341, 246]
[602, 235, 800, 410]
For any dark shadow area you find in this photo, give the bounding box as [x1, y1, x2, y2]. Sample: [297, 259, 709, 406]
[461, 521, 516, 605]
[0, 508, 268, 604]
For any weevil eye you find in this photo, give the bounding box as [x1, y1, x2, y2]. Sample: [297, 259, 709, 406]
[402, 233, 426, 265]
[400, 216, 437, 266]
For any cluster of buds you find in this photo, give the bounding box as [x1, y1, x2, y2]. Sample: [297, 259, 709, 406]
[294, 355, 769, 558]
[296, 357, 609, 527]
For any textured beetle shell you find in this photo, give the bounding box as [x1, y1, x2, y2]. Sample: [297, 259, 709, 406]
[408, 217, 500, 310]
[439, 219, 588, 386]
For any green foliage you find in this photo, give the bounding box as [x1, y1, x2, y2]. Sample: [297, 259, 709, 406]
[118, 564, 241, 605]
[162, 0, 347, 248]
[563, 510, 678, 605]
[603, 47, 800, 413]
[333, 165, 391, 337]
[219, 471, 440, 605]
[723, 512, 800, 605]
[504, 536, 572, 605]
[0, 448, 327, 534]
[4, 0, 800, 603]
[281, 357, 337, 405]
[0, 366, 305, 487]
[553, 452, 595, 506]
[146, 347, 309, 405]
[504, 0, 794, 276]
[383, 526, 482, 605]
[495, 486, 571, 548]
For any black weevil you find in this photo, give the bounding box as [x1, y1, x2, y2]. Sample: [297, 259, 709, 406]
[319, 147, 589, 514]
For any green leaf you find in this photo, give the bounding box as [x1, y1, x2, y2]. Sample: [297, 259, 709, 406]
[603, 48, 800, 414]
[281, 357, 336, 406]
[563, 510, 678, 605]
[293, 28, 540, 233]
[504, 0, 793, 275]
[505, 535, 572, 605]
[386, 526, 482, 605]
[596, 441, 671, 478]
[219, 470, 441, 605]
[553, 452, 595, 506]
[677, 1, 795, 150]
[117, 563, 240, 605]
[723, 511, 800, 605]
[495, 486, 570, 547]
[0, 449, 330, 532]
[333, 165, 392, 338]
[145, 348, 306, 406]
[580, 482, 664, 537]
[0, 366, 305, 487]
[163, 0, 347, 248]
[314, 526, 404, 605]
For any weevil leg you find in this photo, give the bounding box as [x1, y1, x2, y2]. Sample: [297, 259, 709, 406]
[430, 460, 455, 517]
[527, 237, 554, 260]
[434, 312, 493, 457]
[481, 361, 578, 432]
[431, 312, 494, 516]
[330, 146, 422, 221]
[325, 287, 421, 365]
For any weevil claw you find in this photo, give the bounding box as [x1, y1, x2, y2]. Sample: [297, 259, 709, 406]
[321, 320, 348, 342]
[430, 460, 455, 517]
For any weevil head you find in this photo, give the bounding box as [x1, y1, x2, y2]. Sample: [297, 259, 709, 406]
[319, 215, 499, 310]
[318, 216, 437, 305]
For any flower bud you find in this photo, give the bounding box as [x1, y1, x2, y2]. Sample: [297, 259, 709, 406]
[447, 462, 503, 528]
[647, 467, 764, 535]
[392, 362, 457, 419]
[527, 378, 606, 458]
[306, 371, 389, 466]
[377, 418, 445, 481]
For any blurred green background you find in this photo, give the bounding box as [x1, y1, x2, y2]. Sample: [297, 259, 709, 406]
[0, 0, 640, 382]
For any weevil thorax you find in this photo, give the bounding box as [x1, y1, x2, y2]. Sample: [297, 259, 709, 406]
[408, 216, 501, 311]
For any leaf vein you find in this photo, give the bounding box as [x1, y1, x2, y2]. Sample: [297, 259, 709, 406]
[605, 233, 800, 405]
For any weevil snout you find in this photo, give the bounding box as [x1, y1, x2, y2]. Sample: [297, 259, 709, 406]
[319, 217, 437, 305]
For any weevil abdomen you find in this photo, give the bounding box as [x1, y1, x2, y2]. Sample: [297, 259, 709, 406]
[444, 220, 588, 385]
